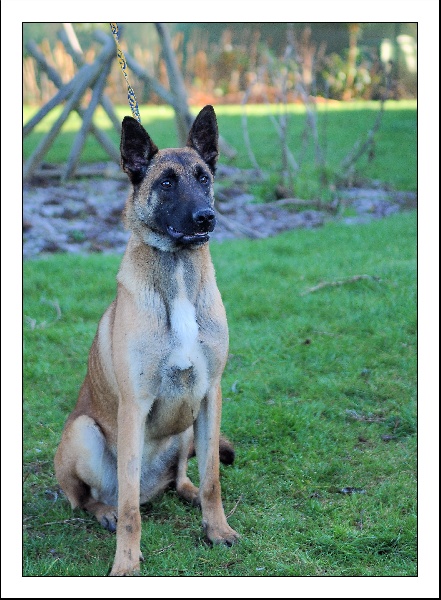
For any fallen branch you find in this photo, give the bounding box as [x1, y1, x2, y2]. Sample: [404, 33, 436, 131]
[346, 409, 385, 423]
[269, 197, 325, 210]
[226, 494, 243, 519]
[215, 212, 266, 239]
[152, 543, 174, 554]
[301, 274, 381, 296]
[24, 298, 62, 329]
[270, 196, 340, 214]
[31, 163, 127, 180]
[25, 517, 93, 529]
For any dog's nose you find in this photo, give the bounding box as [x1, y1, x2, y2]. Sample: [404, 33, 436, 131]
[192, 207, 215, 230]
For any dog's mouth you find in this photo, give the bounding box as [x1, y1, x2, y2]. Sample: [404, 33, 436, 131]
[166, 225, 210, 245]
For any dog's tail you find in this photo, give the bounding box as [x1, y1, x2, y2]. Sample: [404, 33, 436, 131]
[188, 435, 235, 466]
[219, 436, 235, 465]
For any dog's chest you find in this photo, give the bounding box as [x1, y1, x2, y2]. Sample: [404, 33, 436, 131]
[142, 259, 223, 437]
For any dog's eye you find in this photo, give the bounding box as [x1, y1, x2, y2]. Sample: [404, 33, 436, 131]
[161, 180, 172, 189]
[199, 175, 209, 185]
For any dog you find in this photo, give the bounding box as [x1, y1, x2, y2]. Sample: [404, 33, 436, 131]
[54, 105, 239, 576]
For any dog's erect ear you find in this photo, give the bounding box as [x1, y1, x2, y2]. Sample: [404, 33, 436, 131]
[187, 105, 219, 174]
[120, 117, 159, 184]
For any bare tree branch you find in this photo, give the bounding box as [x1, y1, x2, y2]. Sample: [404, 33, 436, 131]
[287, 27, 325, 168]
[155, 22, 193, 146]
[241, 72, 263, 172]
[341, 65, 391, 172]
[340, 96, 386, 171]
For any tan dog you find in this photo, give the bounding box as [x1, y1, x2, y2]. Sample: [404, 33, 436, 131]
[54, 105, 239, 576]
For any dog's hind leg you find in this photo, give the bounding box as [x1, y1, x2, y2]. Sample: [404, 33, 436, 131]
[54, 414, 118, 532]
[177, 430, 235, 506]
[175, 427, 200, 505]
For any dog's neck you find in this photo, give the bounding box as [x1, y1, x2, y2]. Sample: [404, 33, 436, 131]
[116, 234, 213, 306]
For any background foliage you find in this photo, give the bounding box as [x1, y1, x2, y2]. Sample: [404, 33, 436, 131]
[23, 22, 417, 106]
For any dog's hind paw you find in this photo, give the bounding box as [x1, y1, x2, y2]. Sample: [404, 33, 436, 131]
[97, 507, 118, 532]
[176, 478, 200, 506]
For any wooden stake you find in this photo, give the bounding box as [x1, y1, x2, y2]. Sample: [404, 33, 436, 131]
[63, 59, 113, 180]
[96, 27, 236, 159]
[24, 40, 120, 166]
[23, 37, 117, 181]
[60, 29, 122, 134]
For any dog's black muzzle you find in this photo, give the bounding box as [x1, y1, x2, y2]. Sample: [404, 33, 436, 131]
[167, 206, 216, 245]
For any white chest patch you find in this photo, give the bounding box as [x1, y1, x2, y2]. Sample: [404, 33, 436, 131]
[171, 297, 198, 344]
[168, 264, 199, 370]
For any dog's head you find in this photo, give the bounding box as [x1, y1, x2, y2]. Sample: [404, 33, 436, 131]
[120, 105, 219, 252]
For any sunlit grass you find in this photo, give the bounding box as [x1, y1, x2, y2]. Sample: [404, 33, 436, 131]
[23, 100, 417, 194]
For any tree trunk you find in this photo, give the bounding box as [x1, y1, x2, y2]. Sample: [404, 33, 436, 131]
[155, 23, 193, 146]
[344, 23, 360, 101]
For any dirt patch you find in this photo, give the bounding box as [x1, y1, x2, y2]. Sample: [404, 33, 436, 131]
[23, 163, 417, 260]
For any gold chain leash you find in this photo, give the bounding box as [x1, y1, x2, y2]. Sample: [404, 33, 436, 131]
[110, 22, 141, 123]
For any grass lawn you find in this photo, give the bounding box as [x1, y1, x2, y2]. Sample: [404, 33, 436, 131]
[23, 100, 417, 197]
[23, 211, 417, 577]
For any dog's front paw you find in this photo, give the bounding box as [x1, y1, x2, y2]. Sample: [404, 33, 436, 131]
[109, 566, 141, 577]
[203, 521, 240, 546]
[109, 551, 144, 576]
[109, 560, 141, 577]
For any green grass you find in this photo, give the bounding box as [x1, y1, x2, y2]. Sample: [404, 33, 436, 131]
[23, 212, 417, 576]
[23, 101, 417, 197]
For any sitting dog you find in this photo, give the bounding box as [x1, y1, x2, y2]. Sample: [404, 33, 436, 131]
[54, 105, 239, 576]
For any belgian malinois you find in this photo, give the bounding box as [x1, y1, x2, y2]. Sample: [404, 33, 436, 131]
[54, 105, 239, 576]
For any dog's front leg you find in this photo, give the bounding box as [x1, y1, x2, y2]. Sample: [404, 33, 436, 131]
[110, 400, 147, 577]
[194, 384, 239, 546]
